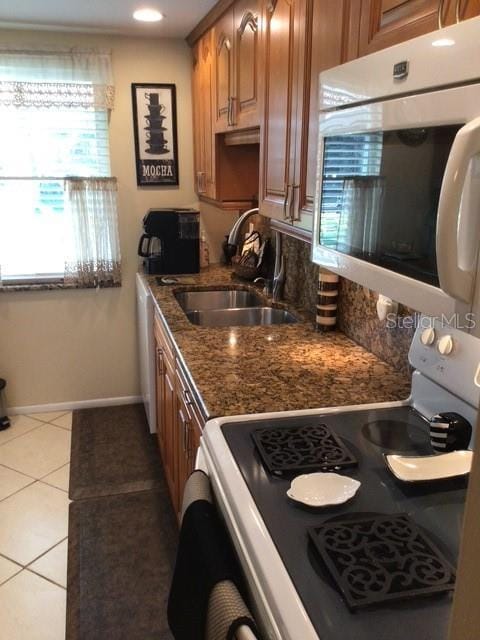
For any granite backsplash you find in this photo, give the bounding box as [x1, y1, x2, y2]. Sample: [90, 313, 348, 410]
[281, 234, 416, 376]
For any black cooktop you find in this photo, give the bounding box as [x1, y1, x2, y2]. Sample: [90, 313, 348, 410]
[222, 406, 468, 640]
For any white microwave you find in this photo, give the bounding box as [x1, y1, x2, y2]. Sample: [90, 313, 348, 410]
[312, 17, 480, 334]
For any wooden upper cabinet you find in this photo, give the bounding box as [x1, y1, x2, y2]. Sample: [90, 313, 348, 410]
[214, 9, 234, 131]
[214, 1, 261, 132]
[358, 0, 443, 55]
[192, 30, 216, 198]
[445, 0, 480, 22]
[259, 0, 302, 221]
[296, 0, 353, 232]
[234, 0, 261, 129]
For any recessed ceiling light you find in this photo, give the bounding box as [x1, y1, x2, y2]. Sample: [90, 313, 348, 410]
[133, 8, 164, 22]
[432, 38, 455, 47]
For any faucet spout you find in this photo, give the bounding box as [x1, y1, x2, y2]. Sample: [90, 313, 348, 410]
[272, 231, 285, 302]
[227, 207, 260, 250]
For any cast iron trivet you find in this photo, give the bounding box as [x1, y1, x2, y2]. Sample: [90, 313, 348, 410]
[308, 513, 456, 610]
[251, 423, 357, 476]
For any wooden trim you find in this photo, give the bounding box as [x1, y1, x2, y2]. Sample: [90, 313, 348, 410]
[224, 127, 260, 146]
[238, 10, 258, 34]
[199, 195, 257, 210]
[186, 0, 235, 46]
[270, 218, 312, 243]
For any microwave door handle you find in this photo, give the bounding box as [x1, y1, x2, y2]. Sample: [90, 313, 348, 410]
[436, 116, 480, 303]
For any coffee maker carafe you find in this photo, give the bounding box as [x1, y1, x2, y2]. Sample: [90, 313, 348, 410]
[138, 208, 200, 275]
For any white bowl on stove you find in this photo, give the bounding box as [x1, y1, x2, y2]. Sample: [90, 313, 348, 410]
[287, 472, 361, 507]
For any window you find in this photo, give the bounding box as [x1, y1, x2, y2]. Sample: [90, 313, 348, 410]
[319, 133, 383, 247]
[0, 48, 121, 288]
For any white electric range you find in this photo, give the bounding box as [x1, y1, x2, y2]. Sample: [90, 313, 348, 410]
[198, 317, 480, 640]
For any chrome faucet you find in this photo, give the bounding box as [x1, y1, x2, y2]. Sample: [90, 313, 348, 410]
[254, 231, 285, 303]
[227, 207, 259, 250]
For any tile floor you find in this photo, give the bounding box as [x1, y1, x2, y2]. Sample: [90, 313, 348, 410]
[0, 411, 72, 639]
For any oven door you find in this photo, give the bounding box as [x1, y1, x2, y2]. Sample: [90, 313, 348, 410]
[312, 83, 480, 320]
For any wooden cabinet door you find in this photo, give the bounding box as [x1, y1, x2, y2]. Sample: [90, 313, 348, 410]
[155, 345, 166, 457]
[448, 0, 480, 21]
[358, 0, 442, 55]
[295, 0, 354, 233]
[163, 360, 178, 513]
[259, 0, 303, 221]
[234, 0, 261, 129]
[214, 9, 235, 132]
[192, 31, 216, 198]
[175, 390, 202, 516]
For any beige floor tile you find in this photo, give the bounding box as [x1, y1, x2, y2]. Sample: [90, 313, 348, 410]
[41, 464, 70, 492]
[0, 415, 42, 446]
[27, 411, 68, 424]
[0, 570, 66, 640]
[50, 412, 72, 430]
[28, 539, 68, 588]
[0, 464, 34, 500]
[0, 424, 71, 479]
[0, 482, 69, 565]
[0, 555, 21, 585]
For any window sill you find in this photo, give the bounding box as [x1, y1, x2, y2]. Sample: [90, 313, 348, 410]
[0, 280, 121, 292]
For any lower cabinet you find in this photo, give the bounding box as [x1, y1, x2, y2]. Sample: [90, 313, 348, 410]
[154, 312, 204, 520]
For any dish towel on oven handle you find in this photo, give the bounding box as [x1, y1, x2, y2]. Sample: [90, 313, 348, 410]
[167, 470, 259, 640]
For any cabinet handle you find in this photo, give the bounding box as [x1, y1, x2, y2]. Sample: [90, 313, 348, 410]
[156, 348, 164, 376]
[283, 184, 291, 220]
[227, 97, 233, 126]
[455, 0, 465, 23]
[197, 172, 207, 194]
[290, 184, 300, 222]
[183, 388, 193, 406]
[438, 0, 447, 28]
[230, 96, 236, 126]
[182, 415, 190, 453]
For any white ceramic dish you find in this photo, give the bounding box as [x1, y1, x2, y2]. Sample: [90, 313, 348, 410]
[286, 472, 361, 507]
[384, 450, 473, 483]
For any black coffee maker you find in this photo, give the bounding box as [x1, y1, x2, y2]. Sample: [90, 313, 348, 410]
[138, 208, 200, 274]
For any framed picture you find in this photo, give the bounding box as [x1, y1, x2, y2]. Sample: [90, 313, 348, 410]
[131, 83, 179, 186]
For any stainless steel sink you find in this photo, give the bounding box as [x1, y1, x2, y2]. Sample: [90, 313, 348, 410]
[185, 307, 298, 327]
[175, 288, 264, 312]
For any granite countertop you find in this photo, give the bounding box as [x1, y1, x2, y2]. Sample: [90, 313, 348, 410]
[143, 265, 412, 420]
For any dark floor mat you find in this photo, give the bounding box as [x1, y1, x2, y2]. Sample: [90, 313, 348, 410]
[69, 404, 165, 500]
[67, 489, 177, 640]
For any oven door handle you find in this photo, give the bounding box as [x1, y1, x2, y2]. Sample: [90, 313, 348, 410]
[437, 115, 480, 303]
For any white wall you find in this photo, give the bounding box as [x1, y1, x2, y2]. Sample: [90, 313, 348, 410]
[0, 29, 197, 409]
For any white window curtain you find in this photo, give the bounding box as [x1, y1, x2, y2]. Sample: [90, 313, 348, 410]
[64, 178, 121, 288]
[0, 46, 120, 288]
[0, 46, 114, 109]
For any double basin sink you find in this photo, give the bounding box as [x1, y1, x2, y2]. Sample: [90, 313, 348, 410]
[175, 288, 297, 327]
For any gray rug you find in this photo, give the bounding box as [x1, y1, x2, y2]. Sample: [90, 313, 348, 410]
[69, 404, 165, 500]
[67, 489, 177, 640]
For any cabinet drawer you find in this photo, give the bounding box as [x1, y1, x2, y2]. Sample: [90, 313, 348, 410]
[154, 312, 175, 368]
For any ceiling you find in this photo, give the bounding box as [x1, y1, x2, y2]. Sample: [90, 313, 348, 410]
[0, 0, 217, 38]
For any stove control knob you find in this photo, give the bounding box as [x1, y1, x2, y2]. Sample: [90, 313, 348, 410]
[420, 328, 436, 346]
[437, 335, 454, 356]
